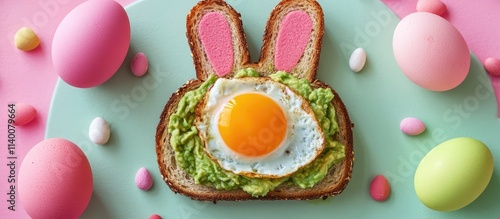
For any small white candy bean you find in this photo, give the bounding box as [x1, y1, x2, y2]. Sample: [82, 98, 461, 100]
[349, 48, 367, 72]
[89, 117, 110, 145]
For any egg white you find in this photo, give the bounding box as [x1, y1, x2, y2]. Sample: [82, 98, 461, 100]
[196, 77, 324, 178]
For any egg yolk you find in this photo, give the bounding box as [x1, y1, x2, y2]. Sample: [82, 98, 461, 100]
[218, 93, 287, 157]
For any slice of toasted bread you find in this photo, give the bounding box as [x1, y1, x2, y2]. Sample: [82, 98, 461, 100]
[187, 0, 323, 81]
[155, 78, 353, 201]
[259, 0, 324, 81]
[156, 0, 354, 201]
[186, 0, 250, 81]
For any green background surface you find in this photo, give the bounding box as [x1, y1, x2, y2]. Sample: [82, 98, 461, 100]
[46, 0, 500, 218]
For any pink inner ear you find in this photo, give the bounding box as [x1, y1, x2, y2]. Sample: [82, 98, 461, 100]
[274, 11, 313, 72]
[198, 12, 234, 77]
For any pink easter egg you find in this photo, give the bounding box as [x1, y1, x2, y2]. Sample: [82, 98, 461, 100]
[19, 138, 93, 219]
[393, 12, 470, 91]
[52, 0, 130, 88]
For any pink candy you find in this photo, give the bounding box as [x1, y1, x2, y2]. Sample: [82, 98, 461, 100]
[131, 52, 149, 76]
[370, 175, 391, 202]
[14, 103, 37, 126]
[149, 214, 162, 219]
[484, 57, 500, 76]
[416, 0, 447, 16]
[135, 167, 153, 191]
[400, 117, 426, 136]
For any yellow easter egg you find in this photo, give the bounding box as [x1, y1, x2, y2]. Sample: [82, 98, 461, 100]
[414, 137, 494, 211]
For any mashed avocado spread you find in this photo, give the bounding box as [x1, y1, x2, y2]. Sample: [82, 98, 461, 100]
[168, 68, 345, 197]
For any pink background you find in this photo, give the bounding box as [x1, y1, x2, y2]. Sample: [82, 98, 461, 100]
[0, 0, 499, 218]
[0, 0, 134, 218]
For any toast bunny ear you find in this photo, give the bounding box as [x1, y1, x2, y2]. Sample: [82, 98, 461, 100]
[187, 0, 250, 80]
[259, 0, 324, 81]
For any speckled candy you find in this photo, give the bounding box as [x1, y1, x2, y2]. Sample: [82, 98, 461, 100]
[14, 103, 37, 126]
[19, 138, 93, 219]
[135, 167, 153, 190]
[131, 52, 149, 76]
[52, 0, 130, 88]
[400, 117, 426, 135]
[484, 57, 500, 76]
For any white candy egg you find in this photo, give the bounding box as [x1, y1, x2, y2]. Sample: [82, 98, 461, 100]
[349, 47, 367, 72]
[89, 117, 110, 145]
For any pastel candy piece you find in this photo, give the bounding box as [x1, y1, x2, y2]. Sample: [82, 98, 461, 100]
[484, 57, 500, 76]
[349, 48, 367, 72]
[135, 167, 153, 191]
[275, 11, 312, 72]
[416, 0, 447, 16]
[370, 175, 391, 202]
[14, 27, 40, 51]
[149, 214, 162, 219]
[89, 117, 110, 145]
[131, 52, 149, 76]
[199, 12, 233, 77]
[400, 117, 426, 135]
[19, 138, 93, 219]
[52, 0, 130, 88]
[14, 103, 37, 126]
[393, 12, 470, 91]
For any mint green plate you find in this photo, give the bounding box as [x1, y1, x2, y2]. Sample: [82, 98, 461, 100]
[47, 0, 500, 218]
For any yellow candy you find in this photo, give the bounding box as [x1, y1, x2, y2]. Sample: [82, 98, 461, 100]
[14, 27, 40, 51]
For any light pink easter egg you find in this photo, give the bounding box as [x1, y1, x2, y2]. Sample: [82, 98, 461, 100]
[393, 12, 470, 91]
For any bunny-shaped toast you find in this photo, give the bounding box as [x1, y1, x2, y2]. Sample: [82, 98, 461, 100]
[156, 0, 353, 201]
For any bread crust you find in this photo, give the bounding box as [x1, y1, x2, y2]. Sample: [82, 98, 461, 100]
[259, 0, 324, 81]
[187, 0, 323, 81]
[156, 79, 353, 201]
[186, 0, 250, 80]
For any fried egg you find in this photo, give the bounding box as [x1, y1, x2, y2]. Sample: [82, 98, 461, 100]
[196, 77, 324, 178]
